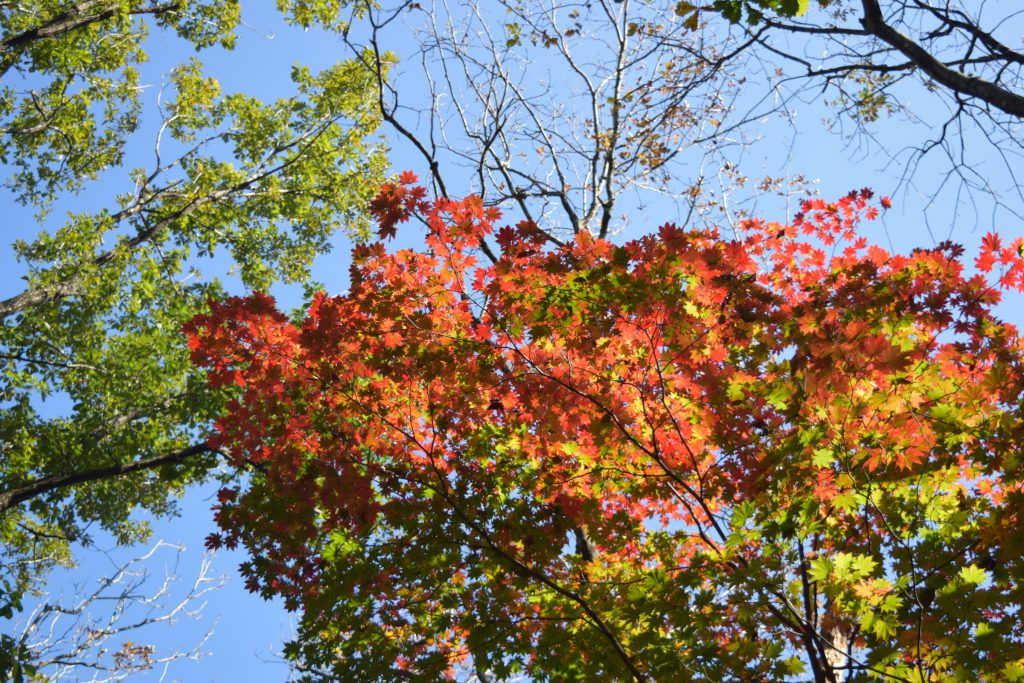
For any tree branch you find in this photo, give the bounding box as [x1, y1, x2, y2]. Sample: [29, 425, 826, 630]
[859, 0, 1024, 118]
[0, 1, 180, 53]
[0, 442, 213, 514]
[0, 112, 343, 320]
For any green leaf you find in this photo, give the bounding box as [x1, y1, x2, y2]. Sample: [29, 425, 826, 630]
[1003, 661, 1024, 682]
[808, 557, 833, 583]
[959, 564, 990, 587]
[850, 554, 877, 579]
[783, 656, 806, 675]
[779, 0, 810, 17]
[765, 383, 792, 409]
[812, 447, 834, 467]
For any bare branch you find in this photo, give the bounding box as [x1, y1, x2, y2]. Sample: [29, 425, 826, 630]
[344, 0, 760, 244]
[11, 541, 223, 682]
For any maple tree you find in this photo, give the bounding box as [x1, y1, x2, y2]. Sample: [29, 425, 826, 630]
[188, 175, 1024, 682]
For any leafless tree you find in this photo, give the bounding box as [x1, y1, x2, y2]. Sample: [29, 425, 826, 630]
[339, 0, 805, 246]
[745, 0, 1024, 233]
[3, 542, 222, 682]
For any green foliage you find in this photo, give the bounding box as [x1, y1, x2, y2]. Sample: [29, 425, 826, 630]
[0, 0, 388, 655]
[675, 0, 819, 26]
[0, 633, 36, 683]
[0, 1, 242, 207]
[828, 70, 896, 123]
[276, 0, 363, 31]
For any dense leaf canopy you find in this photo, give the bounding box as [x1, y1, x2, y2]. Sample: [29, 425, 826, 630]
[189, 177, 1024, 681]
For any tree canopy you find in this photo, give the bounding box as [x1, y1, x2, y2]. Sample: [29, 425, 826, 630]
[0, 0, 387, 658]
[189, 176, 1024, 681]
[5, 0, 1024, 680]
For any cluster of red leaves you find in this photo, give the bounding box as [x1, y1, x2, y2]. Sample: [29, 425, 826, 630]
[977, 231, 1024, 290]
[368, 171, 429, 239]
[186, 177, 1024, 681]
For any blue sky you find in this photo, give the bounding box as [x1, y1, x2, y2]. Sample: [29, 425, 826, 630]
[5, 2, 1024, 681]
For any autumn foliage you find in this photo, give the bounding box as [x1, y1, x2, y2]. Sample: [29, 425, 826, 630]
[186, 175, 1024, 682]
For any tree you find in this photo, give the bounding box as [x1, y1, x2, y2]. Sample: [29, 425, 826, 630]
[0, 0, 241, 206]
[699, 0, 1024, 226]
[2, 542, 221, 683]
[0, 0, 387, 654]
[337, 0, 810, 246]
[188, 176, 1024, 681]
[339, 0, 1024, 241]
